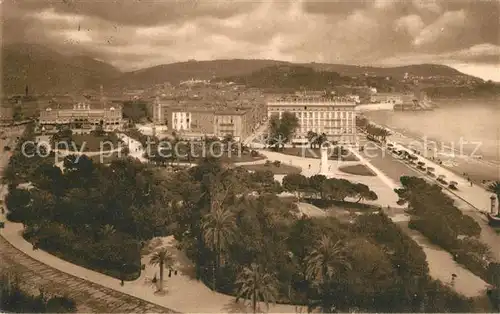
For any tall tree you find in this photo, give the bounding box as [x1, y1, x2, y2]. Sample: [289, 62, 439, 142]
[306, 131, 318, 148]
[235, 263, 279, 313]
[202, 207, 236, 291]
[305, 236, 351, 312]
[149, 248, 174, 293]
[268, 112, 299, 150]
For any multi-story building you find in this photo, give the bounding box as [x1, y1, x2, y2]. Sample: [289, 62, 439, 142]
[267, 97, 357, 144]
[39, 98, 124, 133]
[171, 111, 192, 131]
[165, 106, 215, 136]
[214, 109, 253, 141]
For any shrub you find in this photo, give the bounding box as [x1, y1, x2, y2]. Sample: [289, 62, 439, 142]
[24, 222, 141, 280]
[273, 160, 281, 167]
[250, 150, 259, 157]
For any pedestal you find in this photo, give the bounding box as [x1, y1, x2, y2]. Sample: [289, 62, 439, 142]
[319, 146, 328, 174]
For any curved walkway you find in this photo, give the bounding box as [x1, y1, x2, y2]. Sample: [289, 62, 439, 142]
[0, 236, 175, 313]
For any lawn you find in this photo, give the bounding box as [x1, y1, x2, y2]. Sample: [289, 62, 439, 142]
[53, 132, 122, 152]
[154, 141, 267, 164]
[72, 133, 121, 152]
[220, 151, 266, 163]
[306, 198, 381, 211]
[241, 163, 302, 175]
[274, 147, 359, 161]
[338, 164, 376, 176]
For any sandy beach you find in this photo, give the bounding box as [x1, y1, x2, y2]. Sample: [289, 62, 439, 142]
[365, 120, 500, 186]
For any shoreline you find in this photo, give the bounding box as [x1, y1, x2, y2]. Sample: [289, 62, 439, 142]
[362, 118, 500, 186]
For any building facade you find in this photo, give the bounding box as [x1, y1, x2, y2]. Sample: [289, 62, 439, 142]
[171, 111, 192, 131]
[213, 109, 252, 141]
[39, 100, 124, 133]
[165, 106, 215, 136]
[267, 97, 357, 144]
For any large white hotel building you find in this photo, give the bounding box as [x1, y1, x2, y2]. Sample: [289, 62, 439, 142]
[267, 96, 357, 144]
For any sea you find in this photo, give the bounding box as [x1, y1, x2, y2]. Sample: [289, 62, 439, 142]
[363, 99, 500, 183]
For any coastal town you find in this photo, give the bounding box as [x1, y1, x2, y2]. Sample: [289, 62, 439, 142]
[2, 1, 500, 313]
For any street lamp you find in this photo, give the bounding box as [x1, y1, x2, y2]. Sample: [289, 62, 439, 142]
[120, 263, 127, 286]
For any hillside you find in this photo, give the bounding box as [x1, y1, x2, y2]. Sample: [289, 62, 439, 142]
[1, 43, 121, 95]
[218, 65, 408, 93]
[1, 44, 481, 95]
[117, 59, 290, 88]
[119, 59, 472, 87]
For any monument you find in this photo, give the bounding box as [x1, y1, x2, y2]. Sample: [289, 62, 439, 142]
[319, 143, 329, 175]
[491, 195, 498, 216]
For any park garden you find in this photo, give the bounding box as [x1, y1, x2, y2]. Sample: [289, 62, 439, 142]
[2, 122, 499, 312]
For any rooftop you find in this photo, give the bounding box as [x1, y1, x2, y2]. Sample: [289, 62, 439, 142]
[44, 100, 121, 111]
[268, 97, 357, 105]
[214, 109, 249, 115]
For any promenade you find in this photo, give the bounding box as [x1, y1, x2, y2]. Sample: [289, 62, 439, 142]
[389, 140, 497, 214]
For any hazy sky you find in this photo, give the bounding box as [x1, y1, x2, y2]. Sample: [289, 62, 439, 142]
[3, 0, 500, 80]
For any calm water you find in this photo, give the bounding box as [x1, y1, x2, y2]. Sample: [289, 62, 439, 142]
[364, 99, 500, 163]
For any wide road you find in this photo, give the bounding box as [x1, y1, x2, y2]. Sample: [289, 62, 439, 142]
[357, 136, 426, 184]
[243, 121, 268, 146]
[0, 126, 176, 313]
[357, 134, 500, 262]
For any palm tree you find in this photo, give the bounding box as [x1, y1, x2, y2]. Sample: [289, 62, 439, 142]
[305, 236, 351, 312]
[488, 181, 500, 211]
[202, 207, 236, 291]
[235, 263, 279, 313]
[378, 128, 391, 142]
[149, 247, 174, 293]
[306, 131, 318, 148]
[98, 224, 115, 239]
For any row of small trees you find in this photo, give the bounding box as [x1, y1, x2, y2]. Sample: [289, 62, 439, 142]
[356, 116, 391, 142]
[394, 176, 497, 283]
[282, 173, 378, 204]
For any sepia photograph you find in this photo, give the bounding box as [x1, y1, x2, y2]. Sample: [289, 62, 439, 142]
[0, 0, 499, 312]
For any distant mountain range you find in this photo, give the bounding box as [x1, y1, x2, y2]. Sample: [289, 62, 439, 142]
[2, 43, 121, 95]
[1, 43, 479, 95]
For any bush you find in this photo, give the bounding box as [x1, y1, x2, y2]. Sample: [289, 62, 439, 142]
[273, 160, 281, 167]
[250, 150, 259, 157]
[24, 222, 141, 280]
